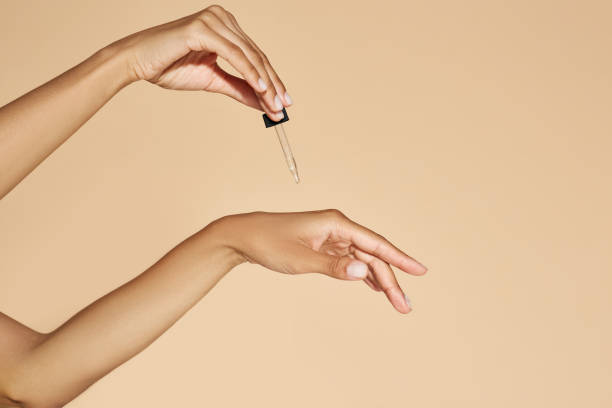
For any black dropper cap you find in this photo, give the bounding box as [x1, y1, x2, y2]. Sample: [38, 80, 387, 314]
[263, 108, 289, 128]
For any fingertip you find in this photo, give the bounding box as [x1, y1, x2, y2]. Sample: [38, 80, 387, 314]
[415, 266, 428, 275]
[400, 295, 412, 313]
[403, 260, 428, 276]
[396, 297, 412, 314]
[268, 110, 284, 121]
[417, 261, 428, 273]
[404, 294, 412, 312]
[385, 287, 412, 314]
[392, 301, 411, 314]
[273, 94, 283, 111]
[346, 260, 368, 280]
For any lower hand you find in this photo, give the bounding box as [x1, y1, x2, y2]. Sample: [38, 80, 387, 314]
[208, 210, 427, 314]
[115, 4, 291, 120]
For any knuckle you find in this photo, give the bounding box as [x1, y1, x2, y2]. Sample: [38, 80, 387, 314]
[372, 239, 384, 255]
[324, 208, 345, 219]
[227, 43, 242, 58]
[252, 52, 264, 66]
[187, 18, 207, 35]
[206, 4, 225, 13]
[371, 257, 385, 269]
[199, 11, 213, 23]
[246, 64, 259, 79]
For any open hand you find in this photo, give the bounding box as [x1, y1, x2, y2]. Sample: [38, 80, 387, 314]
[209, 210, 427, 314]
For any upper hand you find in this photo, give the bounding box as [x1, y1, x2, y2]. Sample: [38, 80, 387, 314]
[116, 5, 291, 120]
[209, 210, 428, 314]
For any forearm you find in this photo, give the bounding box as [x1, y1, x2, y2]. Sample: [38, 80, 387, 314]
[0, 44, 133, 199]
[3, 224, 244, 407]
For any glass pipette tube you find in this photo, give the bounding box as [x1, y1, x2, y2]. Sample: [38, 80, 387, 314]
[274, 123, 299, 183]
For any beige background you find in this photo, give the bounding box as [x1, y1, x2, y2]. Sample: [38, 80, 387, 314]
[1, 0, 611, 406]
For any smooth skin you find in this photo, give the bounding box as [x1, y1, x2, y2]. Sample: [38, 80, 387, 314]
[0, 5, 290, 199]
[0, 5, 427, 408]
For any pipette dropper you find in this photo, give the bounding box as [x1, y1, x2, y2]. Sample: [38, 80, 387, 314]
[263, 108, 299, 183]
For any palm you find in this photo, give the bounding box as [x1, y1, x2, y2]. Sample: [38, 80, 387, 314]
[149, 50, 261, 110]
[151, 51, 222, 91]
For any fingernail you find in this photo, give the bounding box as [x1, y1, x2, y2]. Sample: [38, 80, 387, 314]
[347, 261, 368, 279]
[258, 78, 267, 92]
[284, 91, 293, 105]
[274, 94, 283, 111]
[271, 111, 284, 121]
[404, 294, 412, 309]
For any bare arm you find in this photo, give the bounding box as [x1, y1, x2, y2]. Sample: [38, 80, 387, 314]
[0, 315, 45, 407]
[0, 210, 426, 407]
[0, 5, 292, 199]
[0, 47, 130, 199]
[1, 225, 242, 407]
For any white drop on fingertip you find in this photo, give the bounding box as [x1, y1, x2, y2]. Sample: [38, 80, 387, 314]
[347, 261, 368, 279]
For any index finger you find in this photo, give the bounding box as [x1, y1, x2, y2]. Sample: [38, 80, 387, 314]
[224, 13, 291, 106]
[338, 217, 427, 276]
[189, 22, 265, 93]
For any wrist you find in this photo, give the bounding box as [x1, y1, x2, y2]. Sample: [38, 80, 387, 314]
[92, 41, 138, 90]
[185, 218, 247, 271]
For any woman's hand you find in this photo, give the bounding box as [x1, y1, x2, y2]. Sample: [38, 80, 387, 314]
[208, 210, 427, 314]
[116, 5, 291, 120]
[0, 210, 424, 405]
[0, 4, 293, 198]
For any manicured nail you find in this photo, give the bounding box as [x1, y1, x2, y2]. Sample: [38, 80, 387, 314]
[258, 78, 267, 92]
[347, 261, 368, 279]
[404, 294, 412, 309]
[274, 94, 283, 111]
[284, 91, 293, 105]
[271, 111, 284, 121]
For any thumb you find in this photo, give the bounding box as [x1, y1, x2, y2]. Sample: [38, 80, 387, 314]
[332, 256, 369, 281]
[294, 246, 368, 281]
[207, 64, 263, 111]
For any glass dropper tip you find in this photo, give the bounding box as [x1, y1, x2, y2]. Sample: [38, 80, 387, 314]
[263, 108, 300, 184]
